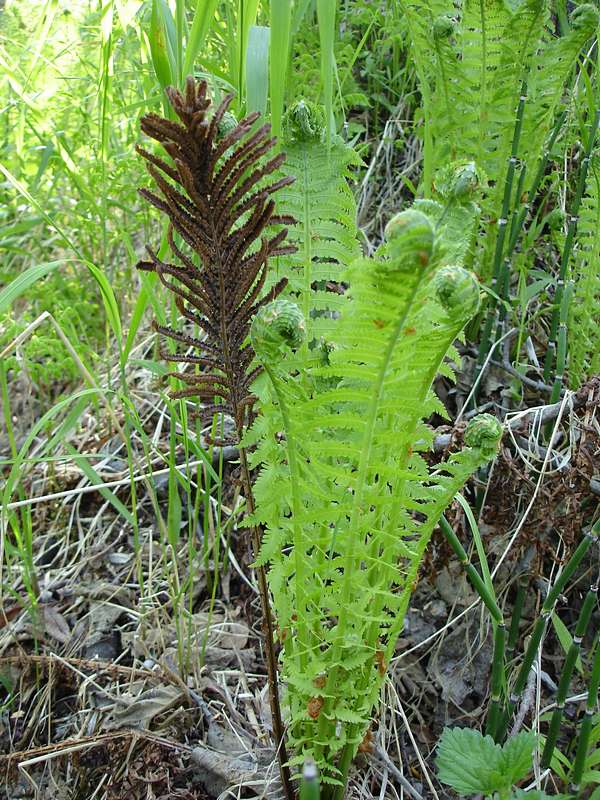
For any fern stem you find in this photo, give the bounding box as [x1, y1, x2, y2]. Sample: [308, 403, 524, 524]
[543, 109, 600, 389]
[316, 271, 427, 778]
[541, 585, 597, 768]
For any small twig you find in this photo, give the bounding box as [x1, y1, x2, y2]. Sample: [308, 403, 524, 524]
[490, 357, 556, 395]
[511, 666, 538, 736]
[375, 744, 425, 800]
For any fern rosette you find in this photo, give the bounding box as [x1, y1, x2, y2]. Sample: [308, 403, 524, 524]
[248, 196, 507, 789]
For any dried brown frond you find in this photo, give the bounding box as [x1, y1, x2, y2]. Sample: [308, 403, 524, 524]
[137, 77, 296, 441]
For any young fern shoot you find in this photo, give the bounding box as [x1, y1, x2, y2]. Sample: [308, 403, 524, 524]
[248, 203, 502, 793]
[273, 99, 362, 349]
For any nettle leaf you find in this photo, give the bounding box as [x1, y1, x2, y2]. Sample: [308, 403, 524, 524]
[437, 728, 537, 796]
[436, 728, 507, 795]
[500, 731, 537, 785]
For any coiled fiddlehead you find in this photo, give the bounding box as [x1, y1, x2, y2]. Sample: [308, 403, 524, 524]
[251, 298, 306, 362]
[465, 413, 503, 458]
[433, 265, 481, 320]
[284, 99, 326, 143]
[383, 208, 436, 269]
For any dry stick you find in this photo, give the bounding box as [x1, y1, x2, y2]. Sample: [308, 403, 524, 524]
[540, 583, 598, 768]
[375, 744, 425, 800]
[495, 519, 600, 741]
[571, 628, 600, 792]
[544, 109, 600, 396]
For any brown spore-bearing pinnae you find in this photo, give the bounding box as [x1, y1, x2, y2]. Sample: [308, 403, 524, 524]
[136, 76, 297, 442]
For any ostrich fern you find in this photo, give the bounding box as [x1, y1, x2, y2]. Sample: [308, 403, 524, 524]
[135, 76, 297, 799]
[247, 206, 502, 794]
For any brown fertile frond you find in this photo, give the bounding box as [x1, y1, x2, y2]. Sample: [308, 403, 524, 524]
[137, 76, 296, 441]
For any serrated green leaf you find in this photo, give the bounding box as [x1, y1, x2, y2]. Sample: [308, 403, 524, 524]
[499, 731, 536, 785]
[436, 727, 507, 796]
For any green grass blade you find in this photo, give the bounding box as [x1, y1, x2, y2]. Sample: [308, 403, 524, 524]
[65, 444, 134, 525]
[246, 25, 270, 116]
[269, 0, 292, 139]
[0, 261, 66, 314]
[85, 260, 123, 347]
[455, 492, 495, 600]
[149, 0, 175, 91]
[316, 0, 336, 146]
[238, 0, 260, 105]
[175, 0, 185, 84]
[183, 0, 219, 77]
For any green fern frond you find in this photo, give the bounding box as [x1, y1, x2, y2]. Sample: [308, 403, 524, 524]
[569, 154, 600, 387]
[271, 100, 362, 347]
[248, 205, 499, 782]
[520, 6, 598, 173]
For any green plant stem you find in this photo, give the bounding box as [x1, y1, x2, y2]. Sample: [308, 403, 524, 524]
[472, 81, 527, 403]
[497, 524, 599, 740]
[300, 760, 320, 800]
[571, 627, 600, 791]
[487, 622, 507, 741]
[507, 574, 528, 655]
[438, 516, 503, 622]
[541, 585, 597, 768]
[544, 109, 600, 391]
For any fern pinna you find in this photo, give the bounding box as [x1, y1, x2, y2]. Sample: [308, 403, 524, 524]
[569, 153, 600, 387]
[272, 99, 362, 347]
[247, 207, 502, 794]
[135, 76, 297, 798]
[399, 0, 598, 281]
